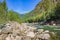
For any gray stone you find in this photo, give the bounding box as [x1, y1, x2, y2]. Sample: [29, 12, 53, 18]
[23, 36, 31, 40]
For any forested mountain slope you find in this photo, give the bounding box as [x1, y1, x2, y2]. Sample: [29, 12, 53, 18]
[24, 0, 60, 23]
[0, 0, 60, 24]
[0, 0, 7, 24]
[0, 0, 22, 24]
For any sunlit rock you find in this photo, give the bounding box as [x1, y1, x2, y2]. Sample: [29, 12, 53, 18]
[44, 30, 49, 33]
[41, 30, 50, 40]
[26, 31, 35, 38]
[5, 36, 11, 40]
[38, 29, 44, 33]
[9, 34, 16, 40]
[23, 36, 31, 40]
[0, 29, 2, 34]
[37, 33, 44, 39]
[15, 36, 22, 40]
[51, 32, 55, 35]
[42, 33, 50, 40]
[1, 26, 12, 34]
[5, 23, 10, 27]
[53, 23, 56, 26]
[0, 34, 7, 40]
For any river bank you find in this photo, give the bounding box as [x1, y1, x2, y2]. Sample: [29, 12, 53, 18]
[0, 21, 59, 40]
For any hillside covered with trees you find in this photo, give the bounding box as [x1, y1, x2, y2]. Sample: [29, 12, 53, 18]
[0, 0, 22, 24]
[23, 0, 60, 25]
[0, 0, 60, 25]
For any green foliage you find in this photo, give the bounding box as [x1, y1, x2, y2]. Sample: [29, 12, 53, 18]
[0, 0, 60, 23]
[0, 0, 22, 24]
[23, 0, 60, 23]
[7, 11, 22, 23]
[0, 0, 7, 24]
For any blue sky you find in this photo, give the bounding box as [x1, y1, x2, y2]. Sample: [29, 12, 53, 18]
[0, 0, 41, 14]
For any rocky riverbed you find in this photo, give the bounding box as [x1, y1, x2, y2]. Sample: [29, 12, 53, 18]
[0, 21, 59, 40]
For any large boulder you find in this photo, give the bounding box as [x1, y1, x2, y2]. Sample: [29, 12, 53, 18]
[26, 31, 35, 38]
[42, 30, 50, 40]
[0, 34, 7, 40]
